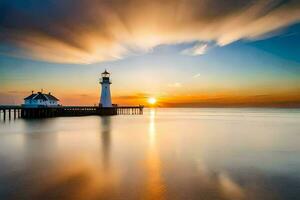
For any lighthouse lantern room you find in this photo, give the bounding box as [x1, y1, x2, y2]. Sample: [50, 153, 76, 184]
[100, 69, 112, 107]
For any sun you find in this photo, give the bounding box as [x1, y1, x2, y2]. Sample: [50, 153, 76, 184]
[148, 97, 157, 105]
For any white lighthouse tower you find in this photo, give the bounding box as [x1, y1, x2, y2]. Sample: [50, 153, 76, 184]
[100, 70, 112, 107]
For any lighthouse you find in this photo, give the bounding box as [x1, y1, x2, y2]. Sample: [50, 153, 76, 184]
[100, 70, 112, 107]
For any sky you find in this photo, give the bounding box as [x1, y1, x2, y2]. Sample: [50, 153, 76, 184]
[0, 0, 300, 107]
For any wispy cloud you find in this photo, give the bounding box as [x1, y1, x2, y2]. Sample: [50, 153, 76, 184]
[0, 0, 300, 63]
[193, 73, 201, 78]
[181, 43, 208, 56]
[168, 82, 182, 88]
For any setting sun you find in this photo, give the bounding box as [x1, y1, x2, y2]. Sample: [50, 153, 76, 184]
[148, 97, 157, 105]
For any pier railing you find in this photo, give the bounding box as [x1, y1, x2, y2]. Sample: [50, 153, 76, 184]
[0, 105, 143, 120]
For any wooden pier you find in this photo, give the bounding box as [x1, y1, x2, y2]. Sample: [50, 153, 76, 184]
[0, 105, 143, 121]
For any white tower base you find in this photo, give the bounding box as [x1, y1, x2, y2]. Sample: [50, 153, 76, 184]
[100, 83, 112, 107]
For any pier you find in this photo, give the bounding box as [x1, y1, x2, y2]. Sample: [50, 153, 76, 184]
[0, 105, 144, 121]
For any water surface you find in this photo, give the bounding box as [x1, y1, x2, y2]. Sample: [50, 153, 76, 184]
[0, 108, 300, 200]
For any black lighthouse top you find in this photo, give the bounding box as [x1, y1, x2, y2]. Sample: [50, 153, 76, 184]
[100, 69, 111, 84]
[102, 69, 110, 77]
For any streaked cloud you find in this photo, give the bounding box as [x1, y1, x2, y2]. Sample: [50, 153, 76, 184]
[0, 0, 300, 63]
[168, 82, 182, 88]
[219, 173, 244, 199]
[193, 73, 201, 78]
[181, 43, 208, 56]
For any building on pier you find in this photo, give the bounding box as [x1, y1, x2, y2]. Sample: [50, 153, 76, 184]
[23, 91, 60, 108]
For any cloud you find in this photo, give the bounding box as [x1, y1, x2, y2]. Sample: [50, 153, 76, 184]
[181, 43, 208, 56]
[219, 173, 245, 199]
[168, 82, 182, 88]
[193, 73, 201, 78]
[0, 0, 300, 63]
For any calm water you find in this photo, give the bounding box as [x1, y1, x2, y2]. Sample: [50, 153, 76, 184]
[0, 108, 300, 200]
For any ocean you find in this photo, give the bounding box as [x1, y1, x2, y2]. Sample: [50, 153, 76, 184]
[0, 108, 300, 200]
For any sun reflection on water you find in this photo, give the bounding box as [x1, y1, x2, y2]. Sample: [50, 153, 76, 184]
[144, 108, 166, 200]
